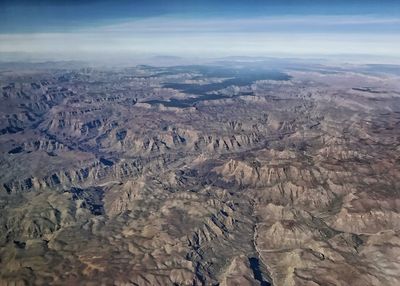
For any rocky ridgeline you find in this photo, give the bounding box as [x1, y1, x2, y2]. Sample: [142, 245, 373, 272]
[0, 65, 399, 285]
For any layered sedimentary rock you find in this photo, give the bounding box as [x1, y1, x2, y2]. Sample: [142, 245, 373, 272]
[0, 62, 399, 285]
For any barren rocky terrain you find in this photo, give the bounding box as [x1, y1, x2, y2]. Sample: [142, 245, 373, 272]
[0, 61, 399, 285]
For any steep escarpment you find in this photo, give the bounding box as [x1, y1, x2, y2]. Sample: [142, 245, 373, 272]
[1, 64, 400, 285]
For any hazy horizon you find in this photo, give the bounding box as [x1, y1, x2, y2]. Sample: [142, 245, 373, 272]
[0, 0, 399, 63]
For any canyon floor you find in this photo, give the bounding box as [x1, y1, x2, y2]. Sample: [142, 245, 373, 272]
[0, 60, 399, 285]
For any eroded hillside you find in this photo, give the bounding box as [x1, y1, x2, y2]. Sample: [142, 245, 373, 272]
[0, 63, 399, 285]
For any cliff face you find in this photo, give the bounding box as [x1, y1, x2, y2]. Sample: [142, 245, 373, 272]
[0, 64, 400, 285]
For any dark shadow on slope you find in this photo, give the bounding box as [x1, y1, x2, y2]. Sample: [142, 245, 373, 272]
[249, 257, 271, 286]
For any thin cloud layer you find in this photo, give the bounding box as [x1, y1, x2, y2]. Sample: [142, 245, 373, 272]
[0, 1, 399, 61]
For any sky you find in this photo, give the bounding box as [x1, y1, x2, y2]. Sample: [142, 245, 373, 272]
[0, 0, 399, 62]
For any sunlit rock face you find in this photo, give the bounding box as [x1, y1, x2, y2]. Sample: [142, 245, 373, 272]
[0, 62, 399, 285]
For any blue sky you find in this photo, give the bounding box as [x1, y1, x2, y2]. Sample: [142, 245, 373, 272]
[0, 0, 399, 61]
